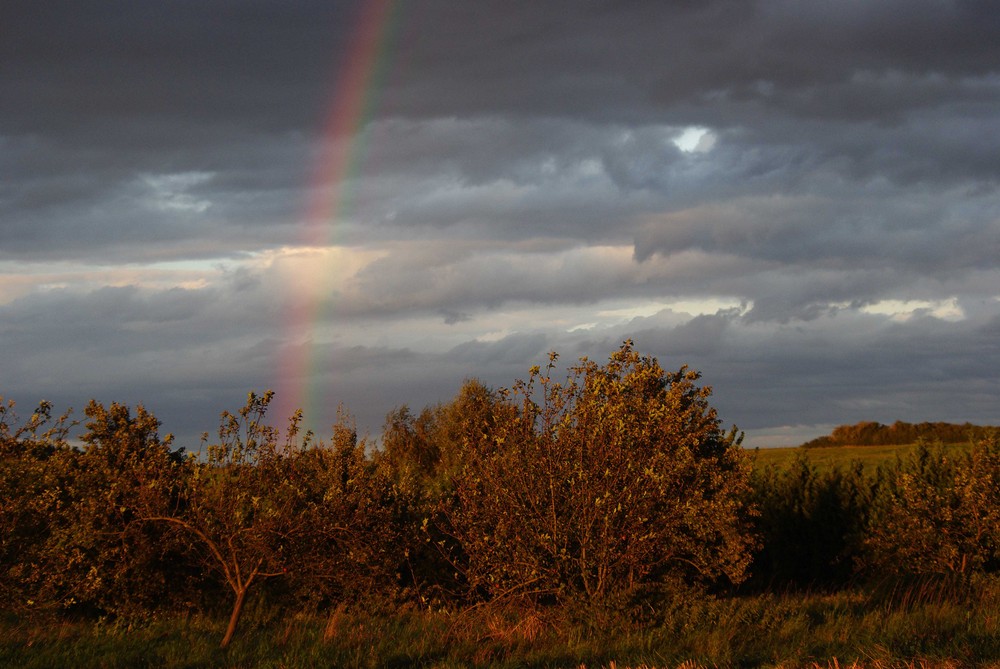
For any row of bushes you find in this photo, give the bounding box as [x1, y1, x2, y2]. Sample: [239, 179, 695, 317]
[2, 343, 999, 647]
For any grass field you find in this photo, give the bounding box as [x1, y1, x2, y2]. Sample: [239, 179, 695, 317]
[749, 442, 973, 474]
[3, 579, 1000, 668]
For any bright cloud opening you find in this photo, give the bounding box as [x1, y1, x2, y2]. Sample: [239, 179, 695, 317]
[672, 126, 716, 153]
[862, 298, 965, 322]
[140, 171, 215, 213]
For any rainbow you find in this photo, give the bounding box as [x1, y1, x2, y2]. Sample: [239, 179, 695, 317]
[276, 0, 401, 431]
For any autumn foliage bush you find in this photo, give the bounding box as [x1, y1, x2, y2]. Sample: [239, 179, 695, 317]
[863, 437, 1000, 576]
[3, 343, 1000, 650]
[444, 343, 755, 608]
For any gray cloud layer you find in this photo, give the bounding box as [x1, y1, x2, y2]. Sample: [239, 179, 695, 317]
[3, 0, 999, 446]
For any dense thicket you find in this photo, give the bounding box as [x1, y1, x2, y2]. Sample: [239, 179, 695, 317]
[3, 345, 999, 648]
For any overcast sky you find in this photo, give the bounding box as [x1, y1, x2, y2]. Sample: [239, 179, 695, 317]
[3, 0, 1000, 448]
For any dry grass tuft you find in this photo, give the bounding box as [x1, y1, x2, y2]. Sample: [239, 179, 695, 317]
[446, 601, 555, 649]
[807, 659, 962, 669]
[321, 602, 347, 643]
[574, 661, 709, 669]
[575, 660, 965, 669]
[480, 607, 547, 644]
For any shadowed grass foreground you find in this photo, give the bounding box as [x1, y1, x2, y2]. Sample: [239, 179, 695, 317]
[3, 580, 1000, 668]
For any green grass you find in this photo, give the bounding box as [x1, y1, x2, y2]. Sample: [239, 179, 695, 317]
[4, 579, 1000, 668]
[749, 443, 973, 474]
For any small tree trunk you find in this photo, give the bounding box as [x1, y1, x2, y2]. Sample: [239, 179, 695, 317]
[220, 585, 250, 649]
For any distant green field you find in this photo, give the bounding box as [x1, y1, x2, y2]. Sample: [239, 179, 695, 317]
[749, 441, 973, 473]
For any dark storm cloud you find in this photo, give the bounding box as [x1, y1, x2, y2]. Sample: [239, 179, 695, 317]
[6, 0, 1000, 257]
[378, 0, 1000, 122]
[3, 0, 353, 260]
[4, 0, 1000, 445]
[634, 192, 1000, 273]
[7, 0, 999, 140]
[3, 1, 352, 134]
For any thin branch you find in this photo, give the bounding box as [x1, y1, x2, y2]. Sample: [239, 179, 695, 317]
[141, 516, 237, 591]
